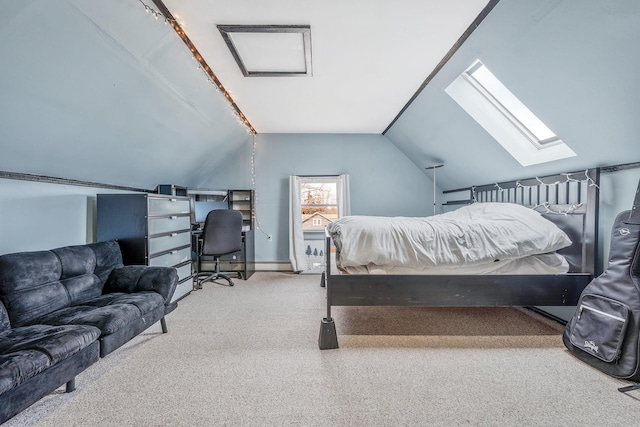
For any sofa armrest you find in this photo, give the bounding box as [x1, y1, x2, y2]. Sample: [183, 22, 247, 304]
[104, 266, 178, 304]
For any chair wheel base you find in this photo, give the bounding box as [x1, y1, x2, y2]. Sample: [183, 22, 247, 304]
[195, 272, 235, 288]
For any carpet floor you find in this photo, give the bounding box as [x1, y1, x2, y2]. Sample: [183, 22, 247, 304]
[5, 272, 639, 426]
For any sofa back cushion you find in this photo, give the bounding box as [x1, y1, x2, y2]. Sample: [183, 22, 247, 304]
[52, 245, 100, 304]
[90, 241, 125, 284]
[0, 250, 68, 327]
[0, 241, 123, 327]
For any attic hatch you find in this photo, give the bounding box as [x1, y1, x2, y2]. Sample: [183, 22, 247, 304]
[217, 25, 312, 77]
[445, 60, 576, 166]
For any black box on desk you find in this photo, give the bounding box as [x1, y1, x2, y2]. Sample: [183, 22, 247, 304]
[156, 185, 188, 197]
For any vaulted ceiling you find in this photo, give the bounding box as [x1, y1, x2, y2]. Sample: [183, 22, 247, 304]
[1, 0, 638, 191]
[160, 0, 490, 134]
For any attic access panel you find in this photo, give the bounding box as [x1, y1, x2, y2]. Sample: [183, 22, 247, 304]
[217, 25, 312, 77]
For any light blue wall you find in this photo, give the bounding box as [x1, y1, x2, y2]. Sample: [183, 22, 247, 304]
[201, 133, 434, 263]
[0, 178, 136, 255]
[0, 133, 436, 261]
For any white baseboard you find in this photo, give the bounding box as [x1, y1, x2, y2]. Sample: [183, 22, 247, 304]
[254, 261, 292, 272]
[200, 260, 292, 272]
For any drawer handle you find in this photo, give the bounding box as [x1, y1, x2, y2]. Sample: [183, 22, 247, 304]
[170, 233, 178, 236]
[171, 250, 178, 254]
[170, 198, 177, 202]
[170, 216, 178, 219]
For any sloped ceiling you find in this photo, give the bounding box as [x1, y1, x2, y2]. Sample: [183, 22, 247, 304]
[160, 0, 490, 133]
[1, 0, 638, 192]
[0, 0, 250, 190]
[385, 0, 640, 190]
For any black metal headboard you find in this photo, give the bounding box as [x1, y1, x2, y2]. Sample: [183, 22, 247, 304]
[469, 168, 600, 275]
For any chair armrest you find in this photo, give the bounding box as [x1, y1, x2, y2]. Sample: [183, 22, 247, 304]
[104, 266, 178, 304]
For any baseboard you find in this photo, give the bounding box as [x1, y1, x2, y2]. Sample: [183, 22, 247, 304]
[255, 261, 292, 272]
[200, 260, 294, 272]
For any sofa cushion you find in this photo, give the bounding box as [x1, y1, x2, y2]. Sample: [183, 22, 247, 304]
[0, 324, 100, 395]
[0, 241, 124, 327]
[36, 301, 157, 336]
[89, 241, 124, 284]
[51, 246, 102, 304]
[0, 251, 61, 292]
[105, 267, 178, 304]
[52, 241, 123, 305]
[0, 251, 69, 327]
[0, 350, 50, 395]
[51, 246, 96, 280]
[0, 301, 10, 332]
[83, 292, 165, 316]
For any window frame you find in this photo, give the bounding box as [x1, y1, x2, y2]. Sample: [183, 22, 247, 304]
[299, 176, 339, 232]
[446, 59, 576, 166]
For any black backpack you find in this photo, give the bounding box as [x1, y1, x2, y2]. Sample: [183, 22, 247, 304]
[563, 179, 640, 392]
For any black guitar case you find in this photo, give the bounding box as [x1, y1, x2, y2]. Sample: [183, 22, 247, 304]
[563, 179, 640, 391]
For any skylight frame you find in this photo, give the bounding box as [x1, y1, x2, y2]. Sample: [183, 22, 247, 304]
[445, 59, 576, 167]
[463, 61, 561, 150]
[217, 25, 312, 77]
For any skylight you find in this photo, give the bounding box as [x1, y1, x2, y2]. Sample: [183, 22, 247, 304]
[446, 60, 576, 166]
[217, 25, 312, 77]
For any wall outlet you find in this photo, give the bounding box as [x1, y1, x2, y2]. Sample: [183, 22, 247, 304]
[267, 235, 272, 241]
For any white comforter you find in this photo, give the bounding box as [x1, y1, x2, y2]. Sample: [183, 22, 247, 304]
[327, 203, 572, 274]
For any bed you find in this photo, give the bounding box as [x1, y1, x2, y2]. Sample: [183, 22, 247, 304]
[319, 169, 600, 349]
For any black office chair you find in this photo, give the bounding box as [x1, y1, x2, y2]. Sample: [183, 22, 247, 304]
[196, 209, 243, 288]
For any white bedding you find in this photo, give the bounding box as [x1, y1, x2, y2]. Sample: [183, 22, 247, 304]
[327, 203, 572, 274]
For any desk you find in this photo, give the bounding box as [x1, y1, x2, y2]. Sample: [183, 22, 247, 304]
[192, 229, 255, 281]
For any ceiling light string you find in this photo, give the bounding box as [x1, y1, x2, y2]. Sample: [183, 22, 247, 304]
[250, 133, 270, 238]
[139, 0, 256, 135]
[138, 0, 175, 24]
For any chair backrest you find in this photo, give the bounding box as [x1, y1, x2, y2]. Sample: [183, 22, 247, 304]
[201, 209, 244, 257]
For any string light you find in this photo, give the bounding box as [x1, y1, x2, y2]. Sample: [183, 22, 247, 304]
[584, 169, 600, 188]
[533, 201, 583, 216]
[517, 170, 599, 190]
[251, 134, 270, 238]
[138, 0, 257, 135]
[472, 169, 598, 207]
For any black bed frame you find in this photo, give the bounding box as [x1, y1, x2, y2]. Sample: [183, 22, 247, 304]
[319, 168, 601, 349]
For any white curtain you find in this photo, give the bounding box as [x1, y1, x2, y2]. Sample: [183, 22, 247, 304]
[289, 174, 350, 273]
[289, 176, 307, 272]
[337, 174, 351, 217]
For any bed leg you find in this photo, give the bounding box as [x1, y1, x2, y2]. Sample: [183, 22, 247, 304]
[319, 317, 338, 349]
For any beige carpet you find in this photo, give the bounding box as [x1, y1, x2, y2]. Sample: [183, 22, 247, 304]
[5, 272, 640, 426]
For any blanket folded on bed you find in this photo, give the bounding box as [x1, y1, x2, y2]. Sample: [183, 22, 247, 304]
[327, 203, 572, 271]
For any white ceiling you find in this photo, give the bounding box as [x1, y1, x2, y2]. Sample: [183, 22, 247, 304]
[161, 0, 490, 134]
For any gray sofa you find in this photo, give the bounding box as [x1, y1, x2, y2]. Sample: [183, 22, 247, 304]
[0, 241, 178, 423]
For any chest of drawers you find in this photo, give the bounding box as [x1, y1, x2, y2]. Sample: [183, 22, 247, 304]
[97, 193, 193, 302]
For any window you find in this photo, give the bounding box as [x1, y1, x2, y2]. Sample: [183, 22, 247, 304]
[289, 174, 349, 273]
[446, 60, 576, 166]
[300, 177, 338, 231]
